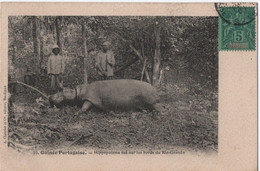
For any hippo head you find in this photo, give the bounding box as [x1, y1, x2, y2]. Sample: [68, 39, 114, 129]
[49, 91, 64, 108]
[49, 87, 76, 108]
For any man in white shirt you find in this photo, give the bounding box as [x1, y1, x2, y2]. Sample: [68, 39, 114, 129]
[47, 45, 65, 91]
[95, 41, 115, 80]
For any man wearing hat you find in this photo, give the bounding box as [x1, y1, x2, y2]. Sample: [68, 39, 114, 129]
[47, 45, 65, 91]
[95, 41, 115, 80]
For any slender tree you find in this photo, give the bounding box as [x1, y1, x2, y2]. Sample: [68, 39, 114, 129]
[152, 21, 161, 86]
[31, 16, 40, 73]
[55, 17, 62, 54]
[32, 16, 38, 59]
[39, 17, 44, 71]
[82, 20, 88, 84]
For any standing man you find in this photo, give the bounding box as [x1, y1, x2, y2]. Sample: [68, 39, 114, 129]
[95, 41, 115, 80]
[47, 45, 65, 91]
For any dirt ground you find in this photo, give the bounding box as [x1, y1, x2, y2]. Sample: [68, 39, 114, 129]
[8, 82, 218, 153]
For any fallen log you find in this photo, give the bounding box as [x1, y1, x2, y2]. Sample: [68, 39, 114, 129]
[8, 81, 49, 100]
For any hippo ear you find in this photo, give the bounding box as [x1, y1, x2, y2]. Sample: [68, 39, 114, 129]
[58, 87, 64, 92]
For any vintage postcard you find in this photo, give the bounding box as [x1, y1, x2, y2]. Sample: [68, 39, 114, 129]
[0, 2, 257, 171]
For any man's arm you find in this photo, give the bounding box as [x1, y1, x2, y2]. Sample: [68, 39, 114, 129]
[96, 64, 105, 75]
[47, 57, 52, 74]
[106, 52, 115, 67]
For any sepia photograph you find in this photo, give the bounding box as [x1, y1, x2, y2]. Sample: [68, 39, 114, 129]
[7, 16, 218, 153]
[0, 2, 257, 171]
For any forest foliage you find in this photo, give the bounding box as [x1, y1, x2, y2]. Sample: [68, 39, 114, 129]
[8, 16, 218, 91]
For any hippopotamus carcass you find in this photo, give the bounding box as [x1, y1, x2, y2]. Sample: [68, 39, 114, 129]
[49, 79, 160, 113]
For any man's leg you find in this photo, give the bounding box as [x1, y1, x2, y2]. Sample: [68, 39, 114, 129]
[50, 75, 56, 91]
[57, 74, 63, 90]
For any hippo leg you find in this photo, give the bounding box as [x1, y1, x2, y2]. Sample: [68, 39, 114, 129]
[70, 101, 92, 121]
[74, 101, 92, 115]
[81, 101, 92, 112]
[150, 103, 164, 120]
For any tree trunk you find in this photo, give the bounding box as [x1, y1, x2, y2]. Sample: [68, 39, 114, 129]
[158, 63, 165, 84]
[32, 16, 38, 58]
[82, 22, 88, 84]
[152, 21, 161, 87]
[141, 58, 147, 81]
[44, 17, 48, 33]
[32, 16, 38, 72]
[9, 19, 16, 62]
[52, 20, 55, 37]
[39, 17, 44, 71]
[55, 17, 62, 55]
[12, 45, 16, 61]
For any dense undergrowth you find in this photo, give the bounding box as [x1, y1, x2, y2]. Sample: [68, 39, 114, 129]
[8, 82, 218, 153]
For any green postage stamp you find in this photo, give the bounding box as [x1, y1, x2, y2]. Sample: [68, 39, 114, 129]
[218, 6, 255, 50]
